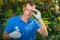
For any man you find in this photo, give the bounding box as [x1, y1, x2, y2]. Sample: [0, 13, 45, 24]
[3, 1, 48, 40]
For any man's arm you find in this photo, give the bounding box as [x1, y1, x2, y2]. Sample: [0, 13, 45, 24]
[3, 31, 10, 40]
[33, 9, 48, 37]
[37, 20, 48, 37]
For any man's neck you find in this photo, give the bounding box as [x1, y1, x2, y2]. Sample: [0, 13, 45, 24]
[21, 14, 29, 23]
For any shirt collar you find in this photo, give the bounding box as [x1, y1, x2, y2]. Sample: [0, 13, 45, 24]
[17, 15, 33, 23]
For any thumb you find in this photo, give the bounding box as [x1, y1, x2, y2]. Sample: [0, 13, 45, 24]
[33, 13, 37, 17]
[15, 26, 20, 32]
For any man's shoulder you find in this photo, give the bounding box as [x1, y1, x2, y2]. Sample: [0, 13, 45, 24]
[8, 15, 19, 21]
[30, 18, 37, 22]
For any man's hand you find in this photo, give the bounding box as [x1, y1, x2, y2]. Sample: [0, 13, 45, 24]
[33, 9, 42, 21]
[9, 26, 22, 39]
[33, 9, 48, 37]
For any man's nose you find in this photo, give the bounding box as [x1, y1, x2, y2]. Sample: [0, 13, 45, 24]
[28, 10, 31, 14]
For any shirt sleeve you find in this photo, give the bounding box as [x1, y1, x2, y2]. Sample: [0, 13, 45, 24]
[4, 18, 13, 34]
[34, 20, 41, 30]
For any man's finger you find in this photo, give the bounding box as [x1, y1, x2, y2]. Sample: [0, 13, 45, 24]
[33, 13, 37, 16]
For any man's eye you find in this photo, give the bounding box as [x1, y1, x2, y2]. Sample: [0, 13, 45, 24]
[31, 10, 35, 12]
[26, 9, 29, 11]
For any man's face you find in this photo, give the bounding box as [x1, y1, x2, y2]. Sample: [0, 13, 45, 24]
[23, 4, 36, 19]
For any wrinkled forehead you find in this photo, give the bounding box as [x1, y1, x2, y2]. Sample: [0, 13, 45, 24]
[25, 4, 36, 9]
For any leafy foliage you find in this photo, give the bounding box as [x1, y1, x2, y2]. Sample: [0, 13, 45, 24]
[0, 0, 60, 40]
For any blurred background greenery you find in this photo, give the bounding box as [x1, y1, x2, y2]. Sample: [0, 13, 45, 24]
[0, 0, 60, 40]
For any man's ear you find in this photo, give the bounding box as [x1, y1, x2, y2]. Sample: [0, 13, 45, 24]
[23, 7, 25, 11]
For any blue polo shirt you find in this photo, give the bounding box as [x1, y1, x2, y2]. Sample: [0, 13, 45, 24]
[5, 15, 41, 40]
